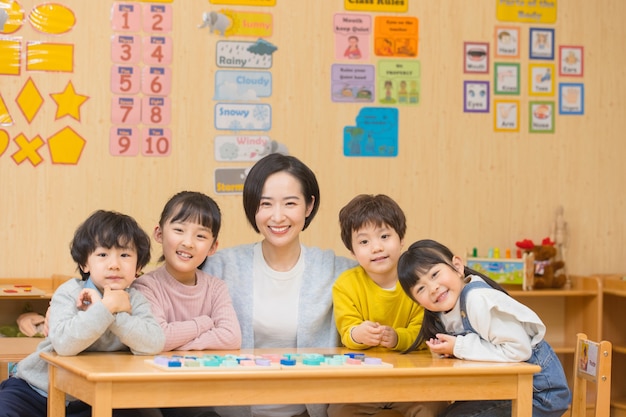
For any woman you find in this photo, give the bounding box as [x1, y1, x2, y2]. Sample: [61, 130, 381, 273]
[202, 153, 357, 417]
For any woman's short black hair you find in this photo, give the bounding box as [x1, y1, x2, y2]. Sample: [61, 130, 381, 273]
[70, 210, 151, 280]
[242, 153, 320, 233]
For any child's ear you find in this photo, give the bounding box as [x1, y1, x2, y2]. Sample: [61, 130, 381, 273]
[206, 239, 219, 257]
[153, 225, 163, 243]
[452, 255, 465, 274]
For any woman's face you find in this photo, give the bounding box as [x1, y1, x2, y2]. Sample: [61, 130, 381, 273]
[255, 171, 313, 248]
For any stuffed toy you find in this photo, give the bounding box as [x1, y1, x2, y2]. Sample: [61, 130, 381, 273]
[0, 312, 46, 338]
[516, 237, 567, 289]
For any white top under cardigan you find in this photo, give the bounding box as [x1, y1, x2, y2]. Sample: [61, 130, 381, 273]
[203, 242, 356, 417]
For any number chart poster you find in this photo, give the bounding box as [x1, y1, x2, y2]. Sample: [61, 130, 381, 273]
[110, 2, 173, 157]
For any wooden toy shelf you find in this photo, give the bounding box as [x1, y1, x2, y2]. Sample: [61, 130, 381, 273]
[595, 274, 626, 417]
[0, 275, 71, 380]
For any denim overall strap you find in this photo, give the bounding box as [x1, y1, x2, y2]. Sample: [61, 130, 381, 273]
[458, 279, 490, 334]
[457, 278, 571, 417]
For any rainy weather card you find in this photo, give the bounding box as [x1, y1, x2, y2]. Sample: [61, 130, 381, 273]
[215, 40, 276, 69]
[343, 107, 398, 157]
[331, 64, 375, 103]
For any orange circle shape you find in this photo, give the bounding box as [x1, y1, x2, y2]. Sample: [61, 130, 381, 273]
[29, 3, 75, 34]
[0, 0, 25, 34]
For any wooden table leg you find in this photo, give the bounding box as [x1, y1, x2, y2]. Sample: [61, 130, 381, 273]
[47, 365, 66, 417]
[92, 381, 114, 417]
[512, 374, 534, 417]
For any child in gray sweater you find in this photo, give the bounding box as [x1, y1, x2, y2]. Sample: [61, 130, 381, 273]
[0, 210, 165, 417]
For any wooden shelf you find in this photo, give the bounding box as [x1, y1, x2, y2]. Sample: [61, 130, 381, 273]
[0, 275, 72, 381]
[503, 274, 603, 410]
[593, 274, 626, 417]
[613, 345, 626, 355]
[0, 337, 43, 380]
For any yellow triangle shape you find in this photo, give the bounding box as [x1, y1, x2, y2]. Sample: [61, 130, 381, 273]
[0, 94, 13, 125]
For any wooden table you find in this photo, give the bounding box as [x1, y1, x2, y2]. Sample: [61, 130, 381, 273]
[42, 348, 540, 417]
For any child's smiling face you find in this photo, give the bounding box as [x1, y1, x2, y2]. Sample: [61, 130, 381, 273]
[410, 256, 465, 312]
[82, 245, 140, 292]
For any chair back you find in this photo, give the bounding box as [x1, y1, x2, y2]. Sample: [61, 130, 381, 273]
[571, 332, 612, 417]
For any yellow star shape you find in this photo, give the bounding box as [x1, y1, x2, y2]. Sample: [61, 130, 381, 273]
[50, 81, 89, 121]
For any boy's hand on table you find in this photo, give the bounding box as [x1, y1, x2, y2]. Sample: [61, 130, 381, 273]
[352, 321, 386, 347]
[101, 286, 132, 314]
[378, 325, 398, 349]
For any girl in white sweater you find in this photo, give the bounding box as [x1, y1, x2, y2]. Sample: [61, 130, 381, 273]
[398, 239, 571, 417]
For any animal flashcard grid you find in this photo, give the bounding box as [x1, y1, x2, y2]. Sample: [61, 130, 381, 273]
[147, 353, 393, 371]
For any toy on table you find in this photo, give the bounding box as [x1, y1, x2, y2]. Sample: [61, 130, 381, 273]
[516, 237, 566, 289]
[550, 206, 571, 289]
[466, 248, 535, 291]
[147, 352, 392, 371]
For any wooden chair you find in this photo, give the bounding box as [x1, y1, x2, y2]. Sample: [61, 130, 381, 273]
[570, 333, 612, 417]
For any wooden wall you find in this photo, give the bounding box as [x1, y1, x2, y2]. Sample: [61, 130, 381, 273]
[1, 1, 624, 278]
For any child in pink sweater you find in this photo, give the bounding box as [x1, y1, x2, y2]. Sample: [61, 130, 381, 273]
[133, 191, 241, 417]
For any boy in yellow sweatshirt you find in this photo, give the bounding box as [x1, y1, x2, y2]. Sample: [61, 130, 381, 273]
[330, 194, 445, 417]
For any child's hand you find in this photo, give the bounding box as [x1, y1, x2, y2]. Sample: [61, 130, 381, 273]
[425, 333, 456, 357]
[351, 321, 384, 347]
[101, 286, 132, 314]
[378, 325, 398, 349]
[76, 288, 102, 311]
[43, 303, 51, 336]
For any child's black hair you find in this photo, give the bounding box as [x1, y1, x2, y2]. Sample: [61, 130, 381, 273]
[70, 210, 151, 280]
[338, 194, 406, 253]
[397, 239, 508, 353]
